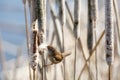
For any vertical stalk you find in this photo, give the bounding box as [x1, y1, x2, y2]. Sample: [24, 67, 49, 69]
[113, 0, 120, 43]
[23, 0, 32, 80]
[31, 19, 39, 80]
[90, 0, 98, 79]
[65, 1, 74, 23]
[78, 30, 105, 80]
[73, 0, 80, 80]
[36, 0, 47, 80]
[105, 0, 114, 80]
[74, 0, 80, 39]
[30, 0, 47, 80]
[49, 0, 62, 51]
[108, 65, 112, 80]
[87, 0, 93, 52]
[58, 0, 66, 80]
[87, 0, 95, 79]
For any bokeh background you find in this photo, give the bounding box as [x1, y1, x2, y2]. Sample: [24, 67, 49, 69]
[0, 0, 29, 79]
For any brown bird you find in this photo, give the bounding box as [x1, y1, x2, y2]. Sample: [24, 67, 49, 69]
[46, 45, 71, 66]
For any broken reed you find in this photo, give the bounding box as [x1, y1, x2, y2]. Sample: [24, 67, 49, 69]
[105, 0, 114, 80]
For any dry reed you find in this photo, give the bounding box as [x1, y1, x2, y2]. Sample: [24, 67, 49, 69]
[78, 30, 105, 80]
[58, 0, 66, 80]
[113, 0, 120, 42]
[23, 0, 32, 79]
[73, 0, 80, 80]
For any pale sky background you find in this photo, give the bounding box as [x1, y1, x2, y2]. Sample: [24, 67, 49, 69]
[0, 0, 27, 51]
[0, 0, 27, 74]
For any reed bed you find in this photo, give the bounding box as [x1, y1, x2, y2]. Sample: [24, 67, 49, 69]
[1, 0, 120, 80]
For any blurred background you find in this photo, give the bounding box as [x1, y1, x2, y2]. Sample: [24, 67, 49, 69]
[0, 0, 29, 80]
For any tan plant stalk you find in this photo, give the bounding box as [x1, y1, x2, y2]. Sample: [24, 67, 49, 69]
[58, 0, 66, 79]
[113, 0, 120, 42]
[65, 1, 89, 79]
[78, 30, 105, 80]
[114, 23, 119, 53]
[87, 0, 95, 79]
[22, 0, 32, 80]
[73, 0, 80, 80]
[90, 0, 98, 79]
[64, 2, 91, 79]
[64, 1, 92, 79]
[105, 0, 114, 80]
[74, 0, 80, 39]
[49, 0, 62, 51]
[65, 1, 73, 32]
[65, 1, 74, 23]
[78, 37, 92, 79]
